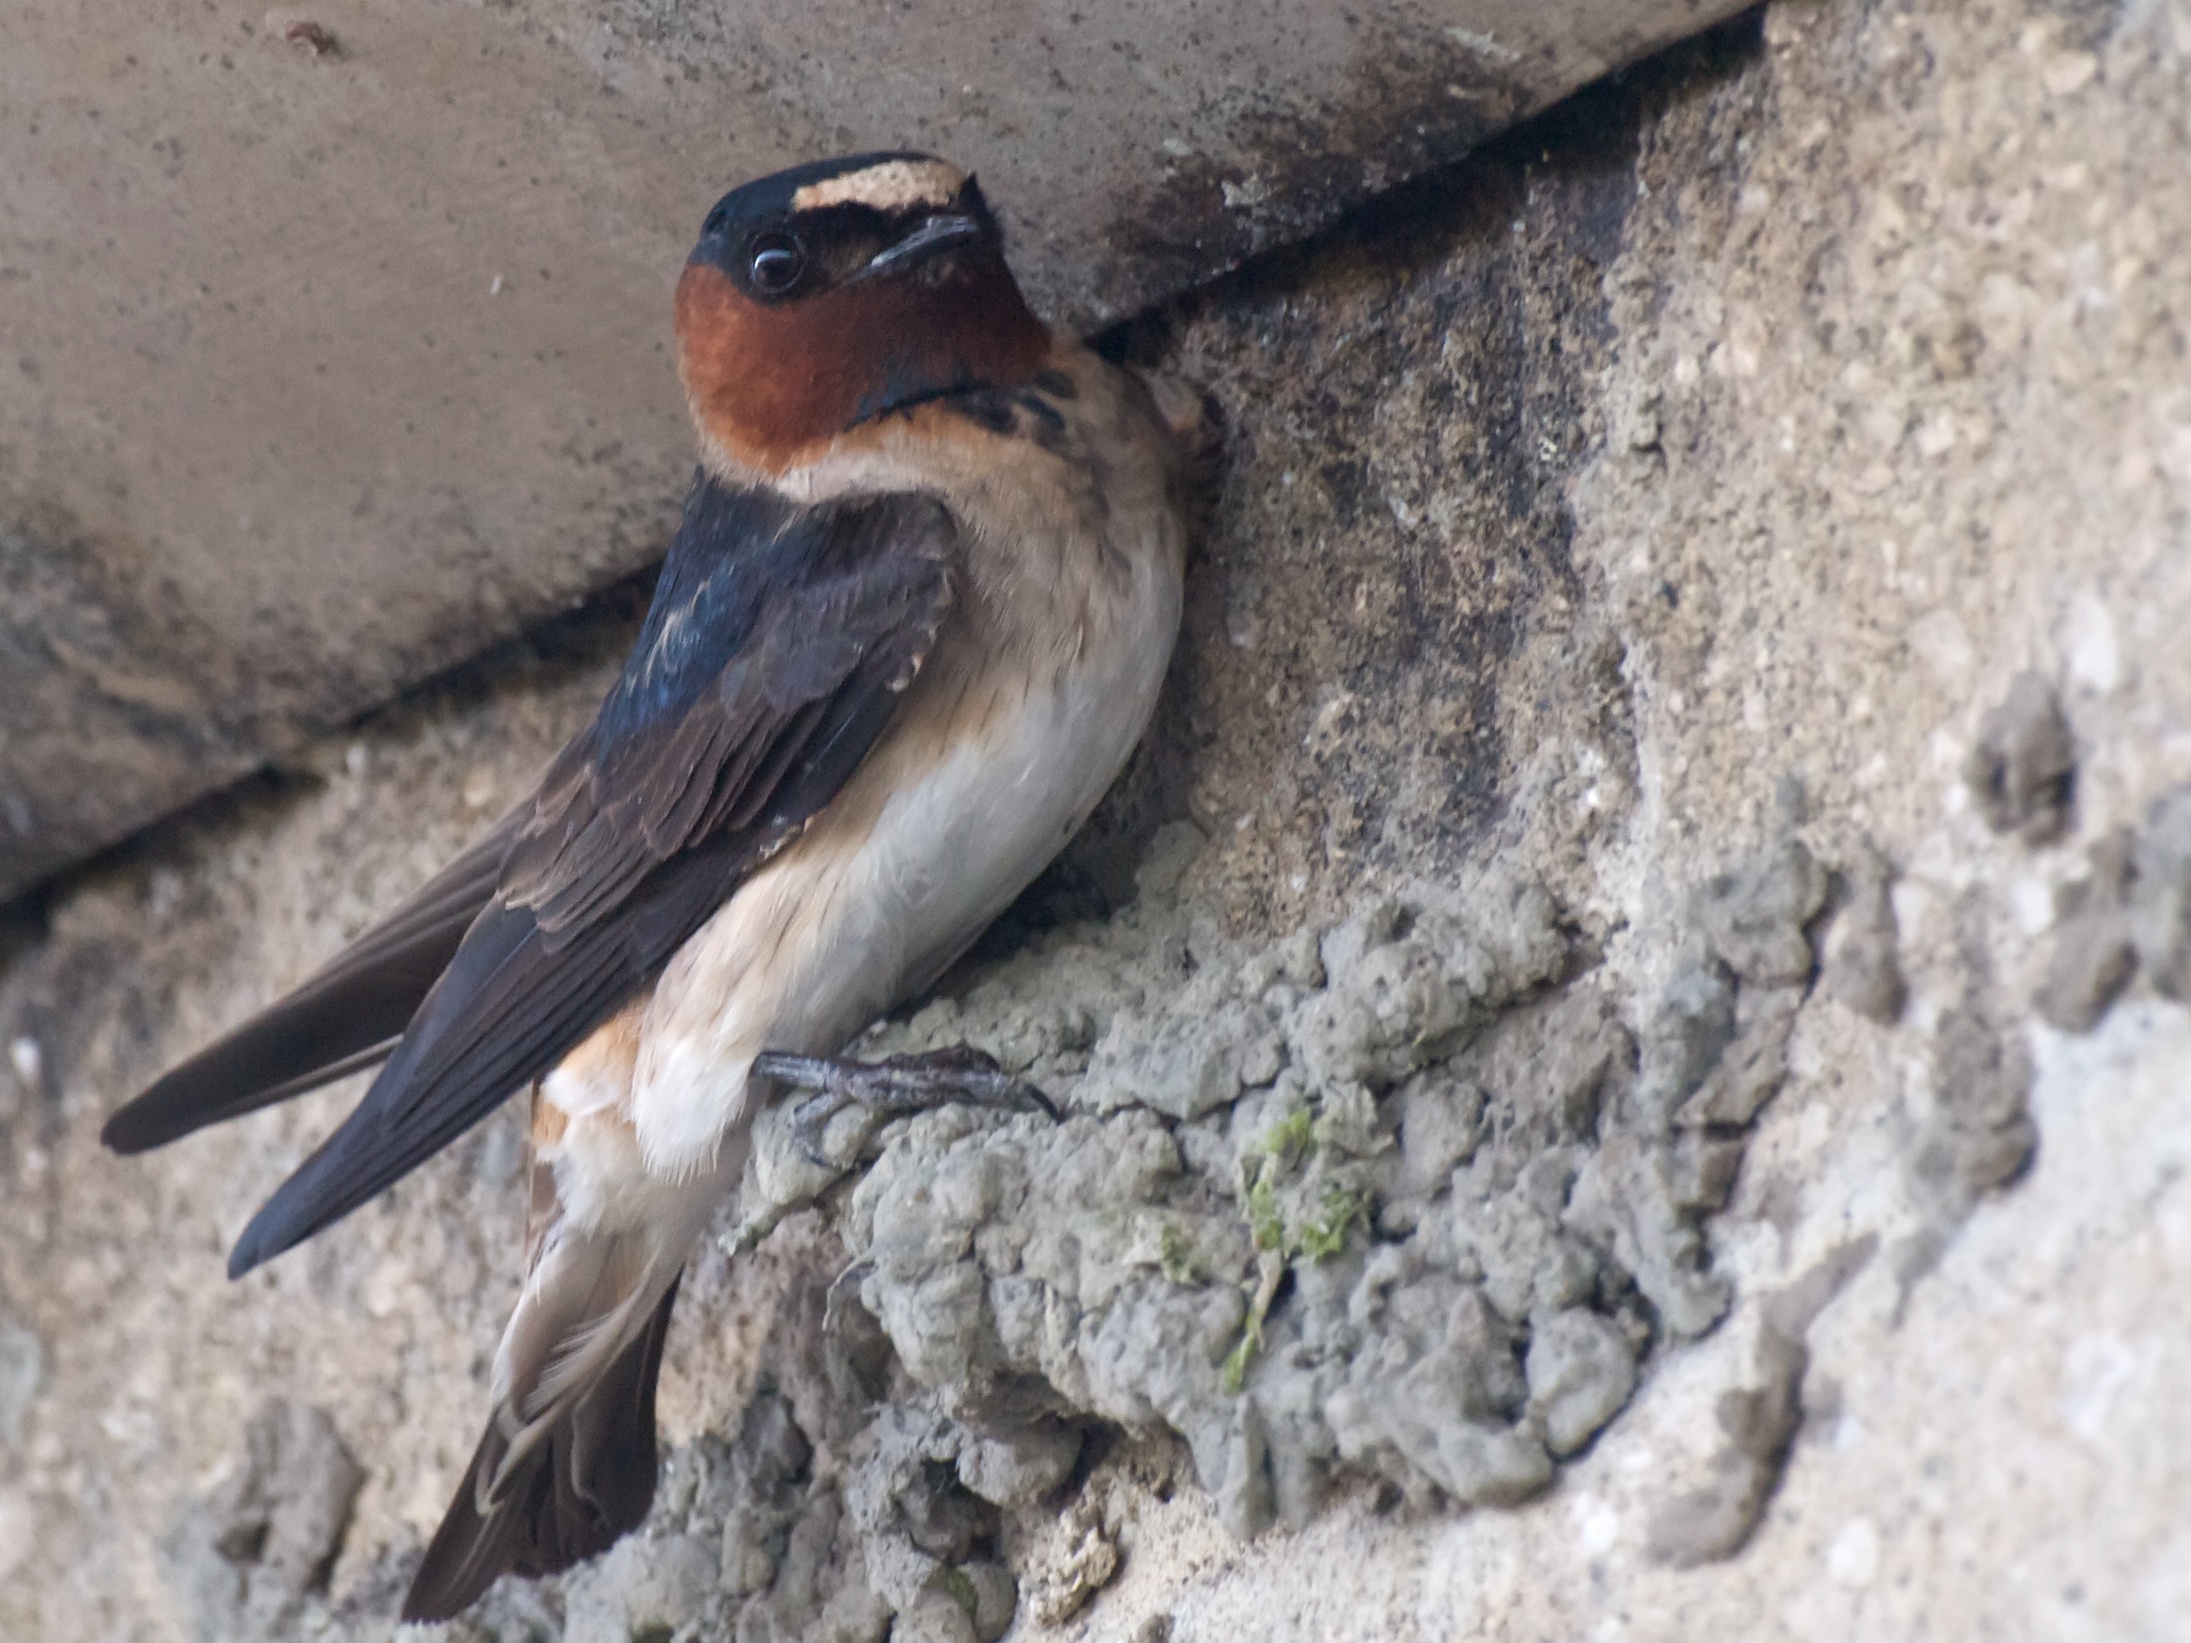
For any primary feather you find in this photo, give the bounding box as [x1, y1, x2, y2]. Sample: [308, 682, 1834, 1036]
[100, 809, 523, 1154]
[104, 475, 957, 1276]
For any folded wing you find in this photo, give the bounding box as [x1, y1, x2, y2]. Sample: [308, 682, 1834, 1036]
[103, 474, 956, 1278]
[101, 807, 524, 1153]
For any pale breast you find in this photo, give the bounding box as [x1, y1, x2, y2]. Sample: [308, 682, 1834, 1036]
[622, 346, 1190, 1177]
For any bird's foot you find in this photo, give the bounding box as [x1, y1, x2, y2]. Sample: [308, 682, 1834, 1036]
[754, 1045, 1059, 1167]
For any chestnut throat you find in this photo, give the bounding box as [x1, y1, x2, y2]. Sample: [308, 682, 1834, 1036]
[675, 256, 1050, 474]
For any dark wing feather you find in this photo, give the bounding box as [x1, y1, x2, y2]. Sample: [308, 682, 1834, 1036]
[222, 478, 956, 1276]
[401, 1275, 681, 1622]
[100, 806, 526, 1153]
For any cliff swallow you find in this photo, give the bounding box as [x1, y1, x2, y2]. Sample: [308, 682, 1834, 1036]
[102, 152, 1219, 1619]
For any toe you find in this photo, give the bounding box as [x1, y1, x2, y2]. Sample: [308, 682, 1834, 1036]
[789, 1092, 853, 1167]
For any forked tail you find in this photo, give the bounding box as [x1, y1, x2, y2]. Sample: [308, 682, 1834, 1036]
[402, 1273, 683, 1621]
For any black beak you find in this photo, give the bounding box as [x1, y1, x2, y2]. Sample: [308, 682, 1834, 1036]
[854, 211, 983, 281]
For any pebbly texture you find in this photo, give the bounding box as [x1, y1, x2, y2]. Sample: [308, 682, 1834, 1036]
[6, 0, 2191, 1639]
[161, 1400, 366, 1643]
[1965, 673, 2079, 845]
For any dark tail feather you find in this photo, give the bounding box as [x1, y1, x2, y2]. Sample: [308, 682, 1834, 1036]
[222, 896, 636, 1278]
[401, 1277, 681, 1624]
[101, 811, 519, 1154]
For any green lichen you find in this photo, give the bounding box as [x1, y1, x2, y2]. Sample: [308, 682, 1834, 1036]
[1237, 1103, 1369, 1263]
[1220, 1330, 1256, 1395]
[1294, 1181, 1368, 1260]
[1225, 1102, 1375, 1389]
[1222, 1251, 1288, 1394]
[1243, 1165, 1286, 1252]
[1263, 1104, 1315, 1167]
[1157, 1220, 1199, 1285]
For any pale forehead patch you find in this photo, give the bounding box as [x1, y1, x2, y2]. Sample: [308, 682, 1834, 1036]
[792, 158, 966, 214]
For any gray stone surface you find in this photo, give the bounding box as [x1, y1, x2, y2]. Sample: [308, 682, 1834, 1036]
[1821, 844, 1907, 1025]
[1965, 672, 2078, 844]
[6, 2, 2191, 1639]
[769, 863, 1734, 1545]
[0, 0, 1751, 905]
[161, 1399, 367, 1642]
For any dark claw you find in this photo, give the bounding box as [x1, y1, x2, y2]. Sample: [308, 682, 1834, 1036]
[902, 1046, 1059, 1119]
[788, 1089, 854, 1169]
[992, 1068, 1060, 1121]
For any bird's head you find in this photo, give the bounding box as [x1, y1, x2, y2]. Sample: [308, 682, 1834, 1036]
[674, 153, 1051, 479]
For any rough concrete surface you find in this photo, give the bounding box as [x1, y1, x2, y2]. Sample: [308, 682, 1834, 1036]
[5, 0, 2191, 1639]
[0, 0, 1752, 903]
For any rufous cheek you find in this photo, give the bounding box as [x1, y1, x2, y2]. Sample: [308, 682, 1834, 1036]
[672, 252, 1051, 476]
[674, 260, 863, 473]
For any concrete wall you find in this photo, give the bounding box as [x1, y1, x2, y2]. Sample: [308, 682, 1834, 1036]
[0, 0, 1747, 903]
[4, 2, 2190, 1638]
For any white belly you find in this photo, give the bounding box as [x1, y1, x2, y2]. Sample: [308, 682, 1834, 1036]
[622, 549, 1181, 1177]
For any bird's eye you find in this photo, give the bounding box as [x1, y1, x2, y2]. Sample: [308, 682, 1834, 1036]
[747, 233, 807, 296]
